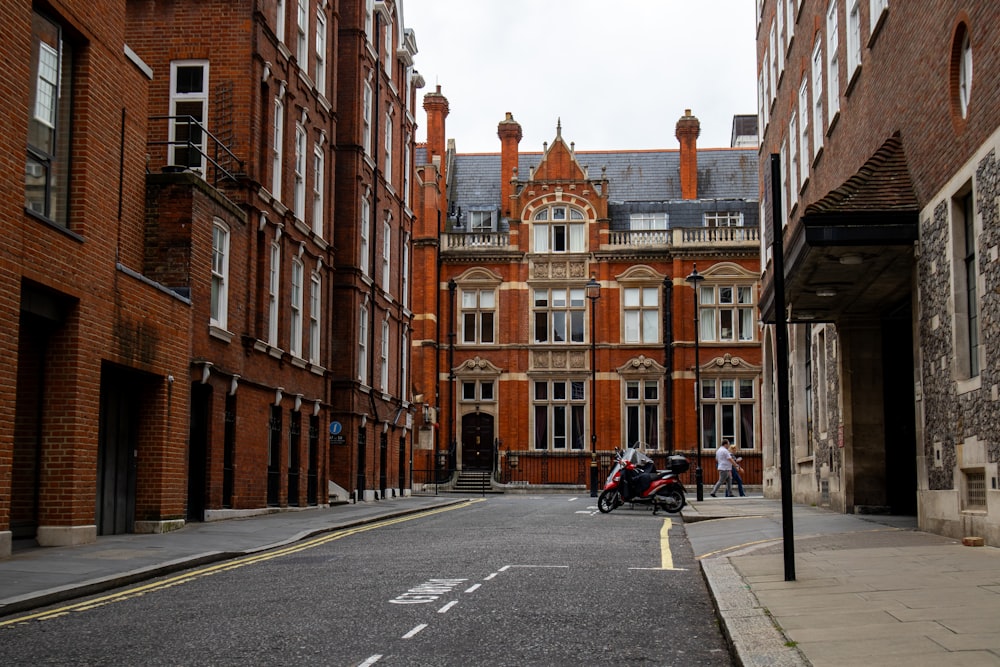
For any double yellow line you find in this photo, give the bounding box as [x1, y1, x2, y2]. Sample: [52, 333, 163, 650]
[1, 500, 478, 628]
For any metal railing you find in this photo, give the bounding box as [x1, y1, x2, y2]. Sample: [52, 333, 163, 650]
[147, 115, 245, 188]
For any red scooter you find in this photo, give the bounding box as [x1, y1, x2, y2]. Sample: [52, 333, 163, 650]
[597, 448, 689, 515]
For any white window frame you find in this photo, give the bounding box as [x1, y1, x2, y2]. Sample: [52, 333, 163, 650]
[624, 380, 661, 450]
[400, 329, 409, 402]
[309, 271, 321, 364]
[811, 38, 825, 157]
[315, 10, 327, 97]
[959, 29, 973, 119]
[268, 242, 281, 346]
[629, 213, 668, 230]
[363, 81, 373, 156]
[532, 380, 587, 450]
[312, 143, 324, 236]
[401, 232, 410, 307]
[788, 113, 799, 207]
[785, 0, 796, 47]
[869, 0, 888, 34]
[360, 196, 370, 275]
[380, 319, 390, 391]
[532, 206, 587, 253]
[826, 0, 841, 122]
[623, 287, 660, 344]
[359, 304, 368, 384]
[290, 258, 303, 357]
[799, 79, 810, 186]
[698, 284, 756, 343]
[210, 220, 230, 330]
[403, 130, 411, 207]
[272, 98, 284, 200]
[776, 0, 785, 75]
[382, 220, 391, 289]
[952, 188, 981, 381]
[534, 288, 585, 345]
[293, 123, 306, 221]
[704, 212, 744, 227]
[384, 111, 393, 185]
[276, 0, 286, 43]
[169, 60, 209, 172]
[461, 289, 497, 345]
[296, 0, 309, 71]
[364, 0, 374, 42]
[769, 23, 778, 91]
[469, 210, 497, 232]
[700, 377, 757, 450]
[846, 0, 862, 80]
[384, 20, 393, 74]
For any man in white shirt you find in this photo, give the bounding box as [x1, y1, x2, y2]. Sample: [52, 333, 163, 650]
[710, 439, 735, 498]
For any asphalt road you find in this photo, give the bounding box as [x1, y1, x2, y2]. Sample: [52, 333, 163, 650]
[0, 495, 733, 666]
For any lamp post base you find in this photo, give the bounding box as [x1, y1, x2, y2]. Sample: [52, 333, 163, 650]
[590, 455, 599, 497]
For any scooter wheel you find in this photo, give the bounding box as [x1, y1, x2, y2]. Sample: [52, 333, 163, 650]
[597, 489, 620, 513]
[657, 487, 686, 514]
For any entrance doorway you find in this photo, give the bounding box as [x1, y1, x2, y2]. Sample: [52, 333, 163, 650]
[882, 302, 917, 514]
[96, 365, 140, 535]
[461, 412, 495, 471]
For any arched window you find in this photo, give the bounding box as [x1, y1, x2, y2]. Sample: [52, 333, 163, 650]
[532, 205, 587, 253]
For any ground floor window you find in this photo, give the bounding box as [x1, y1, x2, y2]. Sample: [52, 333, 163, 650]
[533, 379, 586, 450]
[701, 377, 755, 449]
[624, 380, 659, 449]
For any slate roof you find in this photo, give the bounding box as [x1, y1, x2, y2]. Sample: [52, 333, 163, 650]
[417, 145, 760, 230]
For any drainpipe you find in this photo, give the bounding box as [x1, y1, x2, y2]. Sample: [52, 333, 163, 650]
[663, 275, 674, 454]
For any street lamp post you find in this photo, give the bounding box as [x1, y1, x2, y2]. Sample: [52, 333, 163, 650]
[686, 265, 705, 502]
[586, 274, 601, 497]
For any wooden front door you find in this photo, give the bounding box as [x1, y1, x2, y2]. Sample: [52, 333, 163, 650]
[461, 412, 494, 471]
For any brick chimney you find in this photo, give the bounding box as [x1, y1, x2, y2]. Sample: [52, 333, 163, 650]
[675, 109, 700, 200]
[423, 85, 449, 182]
[498, 112, 522, 215]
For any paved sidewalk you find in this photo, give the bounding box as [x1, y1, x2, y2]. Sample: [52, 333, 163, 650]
[684, 496, 1000, 666]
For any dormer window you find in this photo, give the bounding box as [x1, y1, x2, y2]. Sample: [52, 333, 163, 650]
[469, 209, 497, 232]
[629, 213, 667, 230]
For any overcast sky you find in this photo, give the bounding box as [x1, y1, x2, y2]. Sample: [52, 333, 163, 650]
[403, 0, 758, 154]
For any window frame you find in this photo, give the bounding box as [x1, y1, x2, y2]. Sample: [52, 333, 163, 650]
[697, 283, 756, 343]
[210, 220, 230, 330]
[532, 379, 587, 451]
[309, 271, 321, 364]
[293, 122, 306, 221]
[700, 377, 757, 450]
[272, 97, 284, 200]
[312, 142, 324, 236]
[315, 10, 327, 97]
[622, 286, 660, 344]
[268, 241, 281, 346]
[289, 257, 304, 358]
[460, 288, 497, 345]
[296, 0, 309, 71]
[624, 379, 661, 450]
[168, 60, 209, 173]
[533, 287, 586, 345]
[26, 10, 74, 227]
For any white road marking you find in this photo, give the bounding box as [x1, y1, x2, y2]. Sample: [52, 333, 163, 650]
[358, 655, 382, 666]
[498, 565, 511, 572]
[465, 583, 482, 593]
[483, 573, 498, 581]
[438, 601, 458, 613]
[402, 624, 427, 639]
[569, 497, 578, 501]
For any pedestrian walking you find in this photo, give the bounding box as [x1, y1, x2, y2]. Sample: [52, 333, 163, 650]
[729, 442, 746, 497]
[710, 439, 735, 497]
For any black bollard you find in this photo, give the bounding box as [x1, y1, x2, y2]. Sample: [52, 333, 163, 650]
[695, 464, 704, 501]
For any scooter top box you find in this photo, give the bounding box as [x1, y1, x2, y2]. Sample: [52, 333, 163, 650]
[666, 455, 690, 474]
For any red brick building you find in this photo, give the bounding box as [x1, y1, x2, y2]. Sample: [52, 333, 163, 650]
[330, 0, 421, 501]
[2, 0, 192, 556]
[1, 0, 422, 557]
[411, 91, 762, 492]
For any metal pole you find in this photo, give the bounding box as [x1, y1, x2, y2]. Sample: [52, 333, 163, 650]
[587, 275, 600, 497]
[687, 266, 705, 501]
[770, 153, 796, 581]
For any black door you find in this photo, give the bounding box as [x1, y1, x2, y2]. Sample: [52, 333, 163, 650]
[883, 302, 917, 514]
[96, 367, 139, 535]
[461, 412, 495, 471]
[187, 383, 211, 521]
